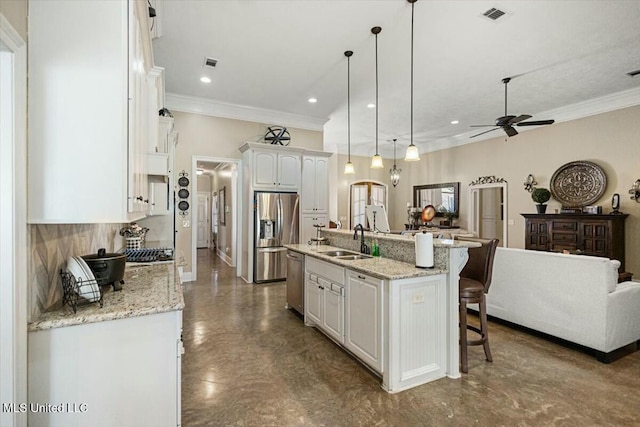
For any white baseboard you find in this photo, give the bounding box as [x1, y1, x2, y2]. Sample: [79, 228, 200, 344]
[217, 249, 234, 267]
[180, 271, 194, 283]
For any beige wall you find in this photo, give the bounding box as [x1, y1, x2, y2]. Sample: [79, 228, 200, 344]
[172, 111, 323, 276]
[1, 0, 27, 41]
[333, 106, 640, 276]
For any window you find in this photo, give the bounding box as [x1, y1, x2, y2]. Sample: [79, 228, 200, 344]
[349, 181, 387, 230]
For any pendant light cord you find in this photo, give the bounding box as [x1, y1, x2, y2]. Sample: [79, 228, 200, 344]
[348, 54, 351, 162]
[393, 139, 397, 167]
[375, 31, 379, 155]
[410, 1, 414, 148]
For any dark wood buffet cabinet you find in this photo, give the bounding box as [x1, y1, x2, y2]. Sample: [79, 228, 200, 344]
[522, 213, 628, 274]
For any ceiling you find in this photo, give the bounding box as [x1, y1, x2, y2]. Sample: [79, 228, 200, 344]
[152, 1, 640, 159]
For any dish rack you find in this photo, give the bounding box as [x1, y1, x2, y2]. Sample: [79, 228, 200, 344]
[59, 270, 104, 313]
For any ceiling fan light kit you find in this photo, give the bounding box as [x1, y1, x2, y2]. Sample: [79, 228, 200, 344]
[469, 77, 555, 139]
[405, 0, 420, 162]
[344, 50, 355, 174]
[370, 26, 384, 169]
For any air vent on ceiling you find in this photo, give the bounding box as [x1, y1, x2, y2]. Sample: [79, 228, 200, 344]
[627, 69, 640, 77]
[204, 57, 218, 68]
[482, 7, 506, 21]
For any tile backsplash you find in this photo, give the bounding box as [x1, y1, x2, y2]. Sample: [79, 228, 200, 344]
[30, 223, 124, 321]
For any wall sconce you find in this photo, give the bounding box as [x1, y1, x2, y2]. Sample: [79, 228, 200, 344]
[629, 179, 640, 202]
[523, 174, 537, 193]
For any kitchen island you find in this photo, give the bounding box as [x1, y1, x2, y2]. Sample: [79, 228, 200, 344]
[286, 232, 478, 393]
[28, 263, 184, 427]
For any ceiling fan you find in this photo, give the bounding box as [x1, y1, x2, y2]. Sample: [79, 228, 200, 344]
[470, 77, 555, 138]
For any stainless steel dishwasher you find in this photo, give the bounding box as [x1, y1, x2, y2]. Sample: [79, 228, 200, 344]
[285, 250, 304, 316]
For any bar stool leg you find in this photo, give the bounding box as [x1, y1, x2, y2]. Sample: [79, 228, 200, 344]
[479, 296, 492, 362]
[459, 298, 468, 373]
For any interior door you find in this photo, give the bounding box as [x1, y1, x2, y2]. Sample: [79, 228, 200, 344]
[480, 188, 498, 239]
[197, 192, 209, 248]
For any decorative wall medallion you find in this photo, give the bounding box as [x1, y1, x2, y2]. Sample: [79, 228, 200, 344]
[469, 176, 507, 186]
[550, 160, 606, 208]
[178, 170, 190, 216]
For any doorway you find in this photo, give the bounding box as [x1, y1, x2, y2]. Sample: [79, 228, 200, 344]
[196, 192, 210, 248]
[191, 156, 241, 282]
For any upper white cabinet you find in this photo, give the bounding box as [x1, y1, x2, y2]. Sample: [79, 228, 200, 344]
[252, 149, 301, 190]
[28, 0, 154, 223]
[301, 154, 330, 214]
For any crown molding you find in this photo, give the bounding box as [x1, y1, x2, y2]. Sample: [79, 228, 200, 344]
[165, 92, 328, 131]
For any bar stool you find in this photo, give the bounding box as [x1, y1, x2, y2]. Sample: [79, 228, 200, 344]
[456, 237, 499, 373]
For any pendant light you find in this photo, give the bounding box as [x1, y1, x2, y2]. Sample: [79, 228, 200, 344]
[344, 50, 355, 175]
[404, 0, 421, 162]
[389, 139, 401, 187]
[370, 26, 384, 169]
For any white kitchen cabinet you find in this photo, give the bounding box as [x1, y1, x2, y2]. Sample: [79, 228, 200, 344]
[305, 257, 345, 344]
[28, 0, 154, 223]
[301, 154, 330, 214]
[345, 269, 384, 373]
[305, 272, 323, 326]
[253, 149, 301, 190]
[148, 181, 169, 216]
[148, 153, 169, 176]
[158, 116, 175, 154]
[300, 214, 328, 245]
[28, 310, 182, 427]
[322, 280, 344, 343]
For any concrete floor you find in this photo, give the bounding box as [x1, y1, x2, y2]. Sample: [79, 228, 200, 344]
[181, 249, 640, 426]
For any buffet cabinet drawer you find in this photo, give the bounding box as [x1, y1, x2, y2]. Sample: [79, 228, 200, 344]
[551, 233, 578, 243]
[552, 221, 578, 231]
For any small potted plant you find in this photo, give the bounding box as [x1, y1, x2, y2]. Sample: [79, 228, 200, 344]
[531, 188, 551, 213]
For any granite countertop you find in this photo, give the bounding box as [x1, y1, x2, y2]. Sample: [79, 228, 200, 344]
[29, 263, 184, 332]
[285, 244, 448, 280]
[321, 228, 481, 248]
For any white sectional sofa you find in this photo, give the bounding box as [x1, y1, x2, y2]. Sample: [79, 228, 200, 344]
[483, 247, 640, 361]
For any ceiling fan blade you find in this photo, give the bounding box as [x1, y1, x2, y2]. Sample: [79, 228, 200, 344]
[517, 120, 555, 126]
[469, 128, 500, 138]
[508, 114, 532, 124]
[504, 126, 518, 137]
[470, 125, 497, 127]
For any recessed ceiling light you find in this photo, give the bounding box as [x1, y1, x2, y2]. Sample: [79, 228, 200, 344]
[367, 103, 376, 108]
[308, 97, 317, 103]
[451, 120, 459, 125]
[200, 76, 211, 83]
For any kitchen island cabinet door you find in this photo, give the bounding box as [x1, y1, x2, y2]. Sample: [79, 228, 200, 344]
[345, 270, 383, 373]
[28, 310, 182, 427]
[305, 272, 323, 326]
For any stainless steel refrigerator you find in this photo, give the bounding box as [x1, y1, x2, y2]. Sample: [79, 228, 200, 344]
[254, 192, 299, 283]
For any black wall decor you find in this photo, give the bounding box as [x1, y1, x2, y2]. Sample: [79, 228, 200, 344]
[177, 170, 190, 216]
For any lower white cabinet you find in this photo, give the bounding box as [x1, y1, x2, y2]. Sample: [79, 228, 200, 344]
[345, 270, 383, 373]
[305, 272, 323, 325]
[28, 310, 182, 427]
[321, 277, 344, 343]
[305, 258, 345, 344]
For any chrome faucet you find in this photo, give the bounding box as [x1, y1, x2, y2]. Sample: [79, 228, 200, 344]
[353, 224, 370, 255]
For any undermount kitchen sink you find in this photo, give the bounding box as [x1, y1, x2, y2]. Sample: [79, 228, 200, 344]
[335, 254, 373, 260]
[320, 250, 358, 257]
